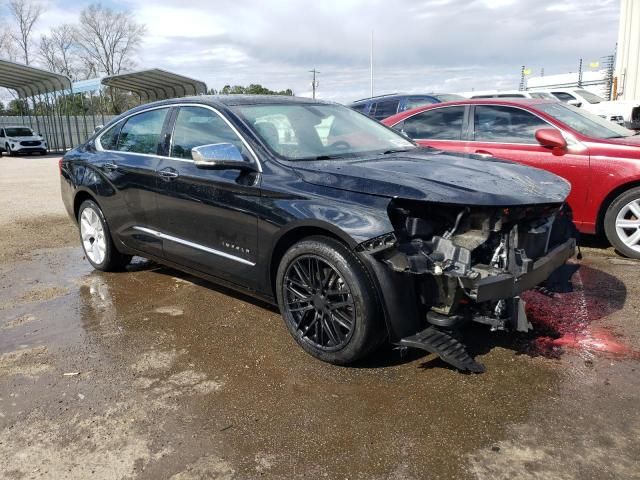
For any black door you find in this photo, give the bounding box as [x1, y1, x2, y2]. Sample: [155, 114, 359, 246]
[95, 107, 171, 257]
[155, 105, 261, 287]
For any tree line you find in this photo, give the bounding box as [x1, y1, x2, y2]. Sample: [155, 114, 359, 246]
[0, 0, 293, 115]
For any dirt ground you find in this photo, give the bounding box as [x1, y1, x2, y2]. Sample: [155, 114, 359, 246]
[1, 155, 639, 480]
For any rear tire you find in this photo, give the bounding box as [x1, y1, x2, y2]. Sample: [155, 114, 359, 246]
[276, 236, 385, 365]
[604, 187, 640, 259]
[78, 200, 132, 271]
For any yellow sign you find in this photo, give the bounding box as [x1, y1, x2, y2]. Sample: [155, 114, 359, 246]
[589, 61, 600, 68]
[523, 68, 532, 75]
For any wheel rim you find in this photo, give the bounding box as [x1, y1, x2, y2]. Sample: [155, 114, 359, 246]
[80, 207, 107, 264]
[615, 198, 640, 253]
[283, 255, 355, 351]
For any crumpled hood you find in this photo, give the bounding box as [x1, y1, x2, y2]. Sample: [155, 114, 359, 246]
[294, 149, 571, 206]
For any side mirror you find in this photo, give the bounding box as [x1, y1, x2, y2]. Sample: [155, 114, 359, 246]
[567, 100, 582, 108]
[192, 143, 256, 171]
[535, 128, 567, 150]
[94, 125, 104, 133]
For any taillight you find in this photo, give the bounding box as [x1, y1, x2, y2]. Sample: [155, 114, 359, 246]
[58, 158, 63, 173]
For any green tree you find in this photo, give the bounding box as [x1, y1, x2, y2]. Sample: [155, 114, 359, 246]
[0, 101, 5, 115]
[215, 84, 293, 96]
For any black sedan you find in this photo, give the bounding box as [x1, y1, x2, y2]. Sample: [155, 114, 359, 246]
[60, 95, 576, 372]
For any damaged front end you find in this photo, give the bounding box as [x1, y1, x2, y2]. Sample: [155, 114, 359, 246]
[357, 198, 577, 372]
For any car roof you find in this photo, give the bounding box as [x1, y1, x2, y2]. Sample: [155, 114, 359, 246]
[116, 95, 336, 119]
[2, 125, 33, 128]
[382, 98, 558, 124]
[349, 93, 440, 105]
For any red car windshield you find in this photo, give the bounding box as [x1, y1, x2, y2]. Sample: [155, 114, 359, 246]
[537, 103, 636, 139]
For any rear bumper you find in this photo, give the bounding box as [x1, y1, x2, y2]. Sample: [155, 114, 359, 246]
[463, 238, 576, 302]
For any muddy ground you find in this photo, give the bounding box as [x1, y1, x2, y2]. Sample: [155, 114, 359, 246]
[0, 156, 639, 480]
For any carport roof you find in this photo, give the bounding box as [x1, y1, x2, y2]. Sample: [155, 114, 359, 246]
[0, 59, 72, 98]
[101, 69, 207, 100]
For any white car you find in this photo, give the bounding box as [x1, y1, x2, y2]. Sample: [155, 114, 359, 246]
[0, 126, 48, 156]
[470, 90, 557, 100]
[530, 88, 640, 129]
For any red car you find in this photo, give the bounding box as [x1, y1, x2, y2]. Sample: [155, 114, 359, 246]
[382, 99, 640, 258]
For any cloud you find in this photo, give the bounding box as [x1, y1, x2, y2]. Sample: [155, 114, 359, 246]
[1, 0, 621, 103]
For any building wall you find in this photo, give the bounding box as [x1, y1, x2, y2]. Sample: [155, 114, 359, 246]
[615, 0, 640, 100]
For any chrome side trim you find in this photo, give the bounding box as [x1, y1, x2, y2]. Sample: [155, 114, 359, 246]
[132, 226, 256, 266]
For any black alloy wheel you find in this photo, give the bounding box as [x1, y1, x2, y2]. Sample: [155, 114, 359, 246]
[283, 254, 356, 351]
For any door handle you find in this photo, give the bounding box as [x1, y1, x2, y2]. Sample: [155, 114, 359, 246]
[474, 150, 493, 158]
[102, 162, 118, 171]
[158, 167, 179, 180]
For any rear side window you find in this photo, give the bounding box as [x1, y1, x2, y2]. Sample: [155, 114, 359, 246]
[171, 106, 246, 160]
[551, 92, 577, 103]
[98, 122, 122, 150]
[403, 97, 438, 111]
[371, 99, 400, 120]
[351, 103, 367, 113]
[400, 106, 465, 140]
[473, 105, 548, 143]
[117, 108, 168, 154]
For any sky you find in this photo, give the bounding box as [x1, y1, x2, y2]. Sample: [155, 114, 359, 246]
[1, 0, 622, 103]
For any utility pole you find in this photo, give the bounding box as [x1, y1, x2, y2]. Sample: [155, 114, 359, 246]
[578, 58, 583, 87]
[370, 30, 374, 98]
[309, 69, 319, 99]
[518, 65, 526, 91]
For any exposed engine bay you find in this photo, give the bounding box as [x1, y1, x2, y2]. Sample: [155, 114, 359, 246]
[357, 198, 577, 372]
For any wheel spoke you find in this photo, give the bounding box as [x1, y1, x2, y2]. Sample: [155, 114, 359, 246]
[330, 311, 352, 330]
[328, 299, 354, 311]
[321, 315, 340, 345]
[292, 263, 312, 288]
[627, 200, 640, 219]
[623, 229, 640, 247]
[616, 219, 640, 229]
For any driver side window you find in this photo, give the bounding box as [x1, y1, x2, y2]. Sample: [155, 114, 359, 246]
[171, 106, 246, 160]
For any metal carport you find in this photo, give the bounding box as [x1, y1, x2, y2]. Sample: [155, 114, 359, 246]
[0, 59, 74, 153]
[101, 69, 207, 101]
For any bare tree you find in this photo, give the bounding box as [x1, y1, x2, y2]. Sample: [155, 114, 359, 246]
[74, 3, 145, 76]
[7, 0, 44, 65]
[39, 25, 78, 79]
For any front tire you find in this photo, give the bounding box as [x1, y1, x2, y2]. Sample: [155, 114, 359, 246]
[78, 200, 132, 271]
[604, 187, 640, 259]
[276, 236, 385, 365]
[7, 145, 16, 156]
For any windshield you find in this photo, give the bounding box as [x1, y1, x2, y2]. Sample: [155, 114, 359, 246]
[575, 89, 606, 104]
[537, 102, 635, 139]
[6, 127, 34, 137]
[235, 103, 416, 160]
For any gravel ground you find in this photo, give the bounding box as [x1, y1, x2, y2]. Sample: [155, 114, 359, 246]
[0, 155, 639, 480]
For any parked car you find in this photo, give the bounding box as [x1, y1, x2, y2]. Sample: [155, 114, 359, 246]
[383, 98, 640, 258]
[470, 90, 557, 100]
[349, 93, 463, 120]
[530, 88, 639, 129]
[0, 125, 48, 156]
[61, 95, 576, 372]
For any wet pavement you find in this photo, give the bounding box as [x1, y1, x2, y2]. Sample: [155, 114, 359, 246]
[1, 158, 639, 479]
